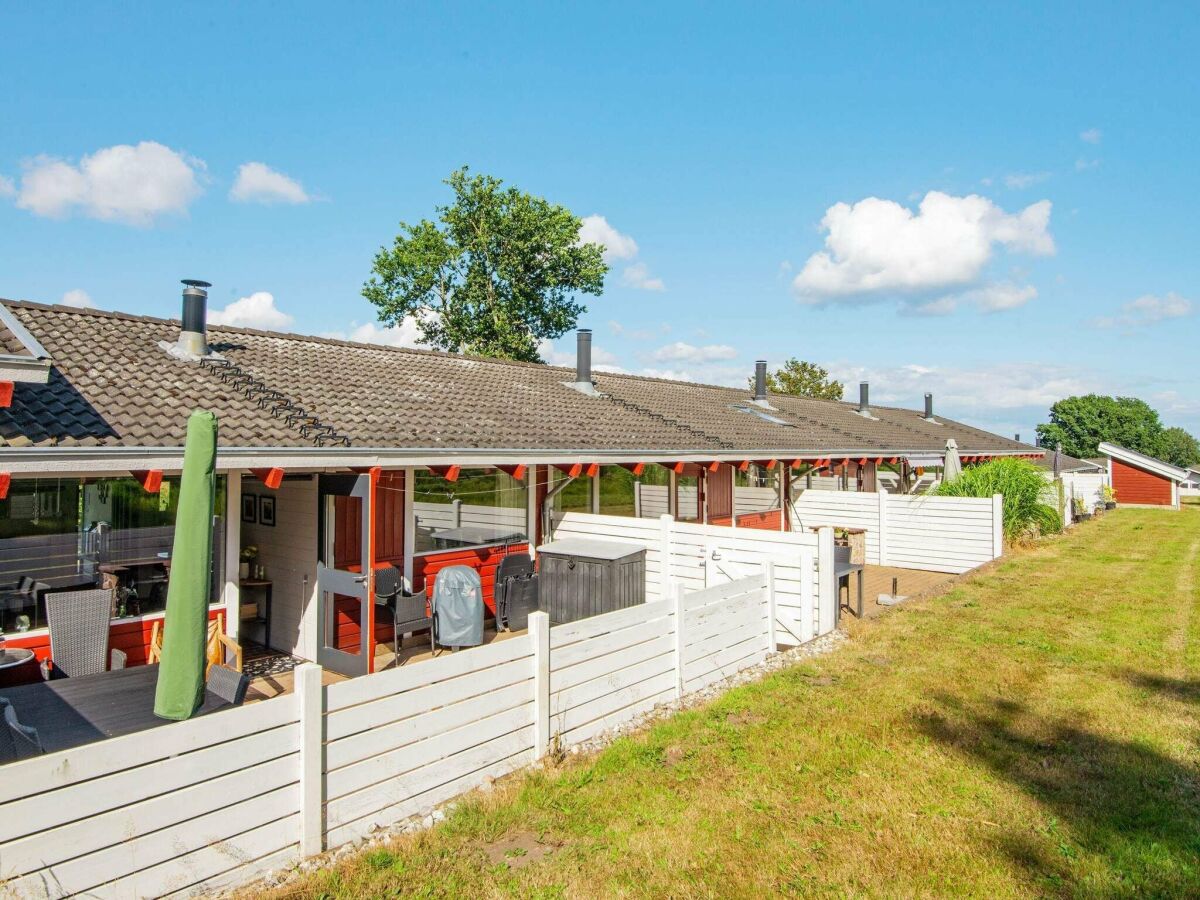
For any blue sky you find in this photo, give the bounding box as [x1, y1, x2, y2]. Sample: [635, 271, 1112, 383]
[1, 2, 1196, 440]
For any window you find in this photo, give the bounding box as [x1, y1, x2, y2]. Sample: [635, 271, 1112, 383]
[0, 475, 227, 633]
[634, 465, 670, 518]
[734, 464, 780, 516]
[676, 474, 700, 522]
[413, 468, 528, 554]
[549, 468, 591, 528]
[597, 466, 637, 517]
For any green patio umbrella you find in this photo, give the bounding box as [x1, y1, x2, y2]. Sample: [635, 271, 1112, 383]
[154, 409, 218, 721]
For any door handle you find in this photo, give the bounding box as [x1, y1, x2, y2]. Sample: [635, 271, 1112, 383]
[353, 574, 368, 584]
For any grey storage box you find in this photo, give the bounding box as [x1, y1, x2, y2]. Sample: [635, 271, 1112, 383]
[536, 538, 646, 625]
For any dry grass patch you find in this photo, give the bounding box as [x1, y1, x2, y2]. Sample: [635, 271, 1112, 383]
[259, 507, 1200, 898]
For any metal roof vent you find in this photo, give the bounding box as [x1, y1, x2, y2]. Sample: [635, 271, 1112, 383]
[564, 328, 600, 396]
[923, 392, 939, 423]
[750, 360, 773, 408]
[160, 279, 216, 361]
[855, 381, 876, 419]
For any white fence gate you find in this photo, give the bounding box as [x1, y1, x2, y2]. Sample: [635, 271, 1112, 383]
[1, 571, 779, 899]
[548, 511, 836, 646]
[790, 490, 1003, 574]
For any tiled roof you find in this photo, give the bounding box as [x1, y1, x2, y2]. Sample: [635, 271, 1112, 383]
[0, 299, 1040, 459]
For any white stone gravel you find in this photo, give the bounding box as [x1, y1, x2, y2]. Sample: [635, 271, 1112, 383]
[218, 629, 847, 898]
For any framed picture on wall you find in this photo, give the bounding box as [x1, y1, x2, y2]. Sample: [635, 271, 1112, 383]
[241, 493, 257, 523]
[258, 495, 276, 527]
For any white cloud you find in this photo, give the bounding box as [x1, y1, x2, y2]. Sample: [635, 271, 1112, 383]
[538, 338, 623, 372]
[578, 215, 638, 261]
[1004, 172, 1051, 189]
[322, 317, 431, 348]
[793, 191, 1055, 303]
[578, 214, 665, 291]
[964, 282, 1038, 313]
[230, 162, 310, 205]
[903, 296, 960, 317]
[620, 262, 665, 292]
[15, 141, 203, 225]
[651, 341, 738, 364]
[208, 292, 294, 331]
[1093, 292, 1192, 329]
[1080, 128, 1102, 144]
[59, 289, 95, 308]
[1075, 157, 1101, 172]
[0, 174, 14, 198]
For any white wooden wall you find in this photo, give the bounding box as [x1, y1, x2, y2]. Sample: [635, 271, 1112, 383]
[549, 512, 828, 647]
[1, 573, 774, 898]
[243, 476, 319, 658]
[412, 502, 527, 533]
[790, 490, 1001, 574]
[734, 485, 779, 515]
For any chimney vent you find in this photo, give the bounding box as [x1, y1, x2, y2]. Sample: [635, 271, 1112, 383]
[1014, 432, 1020, 442]
[923, 392, 936, 421]
[753, 360, 768, 402]
[856, 381, 872, 417]
[178, 279, 210, 357]
[563, 328, 600, 396]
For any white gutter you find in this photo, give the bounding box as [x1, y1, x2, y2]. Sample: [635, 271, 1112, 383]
[0, 444, 1043, 476]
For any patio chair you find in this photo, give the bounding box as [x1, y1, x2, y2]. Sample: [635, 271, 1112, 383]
[0, 699, 44, 762]
[46, 588, 117, 678]
[494, 555, 539, 632]
[149, 613, 242, 675]
[374, 564, 433, 658]
[206, 664, 250, 707]
[431, 565, 484, 649]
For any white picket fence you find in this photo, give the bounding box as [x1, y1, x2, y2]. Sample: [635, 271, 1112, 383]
[548, 511, 835, 646]
[0, 572, 778, 899]
[790, 490, 1003, 574]
[1059, 472, 1108, 526]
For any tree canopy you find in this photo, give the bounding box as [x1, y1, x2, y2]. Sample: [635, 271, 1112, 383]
[1156, 426, 1200, 468]
[1036, 395, 1164, 459]
[363, 168, 608, 363]
[749, 358, 844, 400]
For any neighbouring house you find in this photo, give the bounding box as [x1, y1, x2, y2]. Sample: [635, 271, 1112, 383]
[0, 283, 1041, 679]
[1098, 441, 1189, 509]
[1181, 465, 1200, 498]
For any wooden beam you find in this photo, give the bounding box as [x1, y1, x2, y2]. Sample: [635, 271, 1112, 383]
[858, 457, 868, 466]
[757, 459, 778, 471]
[553, 463, 583, 478]
[427, 465, 461, 482]
[662, 462, 686, 475]
[789, 459, 807, 469]
[617, 462, 646, 476]
[584, 463, 600, 478]
[0, 382, 12, 409]
[251, 467, 285, 490]
[0, 473, 9, 500]
[704, 460, 721, 473]
[496, 464, 527, 481]
[131, 470, 163, 494]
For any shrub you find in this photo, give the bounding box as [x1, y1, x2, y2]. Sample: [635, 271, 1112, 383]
[933, 457, 1063, 541]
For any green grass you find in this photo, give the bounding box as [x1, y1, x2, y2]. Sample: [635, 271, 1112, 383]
[270, 507, 1200, 898]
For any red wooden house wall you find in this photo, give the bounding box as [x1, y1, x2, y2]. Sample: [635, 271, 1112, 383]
[1111, 458, 1173, 506]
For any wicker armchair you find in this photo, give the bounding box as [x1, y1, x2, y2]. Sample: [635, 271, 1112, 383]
[374, 564, 433, 657]
[206, 664, 250, 706]
[0, 699, 44, 762]
[46, 589, 115, 678]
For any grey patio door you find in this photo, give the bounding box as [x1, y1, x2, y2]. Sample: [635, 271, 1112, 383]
[316, 472, 375, 677]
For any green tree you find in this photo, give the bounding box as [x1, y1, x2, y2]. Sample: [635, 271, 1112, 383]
[749, 358, 844, 400]
[1035, 394, 1163, 458]
[1156, 426, 1200, 468]
[363, 168, 608, 363]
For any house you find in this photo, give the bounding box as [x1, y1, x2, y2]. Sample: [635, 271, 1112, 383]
[1182, 466, 1200, 497]
[0, 282, 1041, 679]
[1098, 441, 1189, 509]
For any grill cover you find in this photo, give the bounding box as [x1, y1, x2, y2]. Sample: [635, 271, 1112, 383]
[431, 565, 484, 647]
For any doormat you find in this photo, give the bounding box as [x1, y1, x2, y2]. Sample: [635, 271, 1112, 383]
[242, 650, 303, 679]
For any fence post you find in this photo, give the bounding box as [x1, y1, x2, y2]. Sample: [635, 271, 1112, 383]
[992, 493, 1004, 558]
[817, 526, 836, 634]
[672, 581, 685, 698]
[530, 611, 551, 760]
[659, 513, 674, 598]
[878, 489, 888, 566]
[763, 560, 776, 653]
[296, 662, 324, 858]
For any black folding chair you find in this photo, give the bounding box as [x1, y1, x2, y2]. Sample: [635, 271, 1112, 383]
[494, 555, 539, 632]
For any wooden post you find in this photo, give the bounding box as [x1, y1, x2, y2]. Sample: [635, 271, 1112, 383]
[877, 490, 888, 568]
[658, 514, 674, 599]
[763, 560, 776, 653]
[992, 494, 1004, 558]
[223, 472, 242, 642]
[530, 611, 551, 760]
[296, 662, 324, 857]
[817, 526, 836, 635]
[402, 467, 416, 586]
[672, 581, 685, 699]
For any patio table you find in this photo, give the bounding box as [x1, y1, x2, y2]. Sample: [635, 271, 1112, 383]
[835, 559, 865, 619]
[429, 525, 525, 550]
[0, 663, 232, 754]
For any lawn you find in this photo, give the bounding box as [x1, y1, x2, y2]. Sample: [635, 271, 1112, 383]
[270, 506, 1200, 898]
